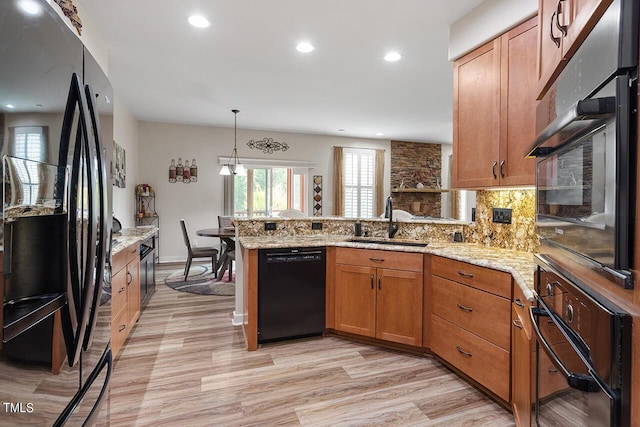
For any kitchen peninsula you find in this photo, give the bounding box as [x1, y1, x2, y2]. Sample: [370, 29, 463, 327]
[236, 216, 536, 409]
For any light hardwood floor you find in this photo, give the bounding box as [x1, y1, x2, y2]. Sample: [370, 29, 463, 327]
[101, 263, 515, 426]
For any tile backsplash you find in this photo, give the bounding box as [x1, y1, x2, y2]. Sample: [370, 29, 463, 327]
[464, 189, 538, 253]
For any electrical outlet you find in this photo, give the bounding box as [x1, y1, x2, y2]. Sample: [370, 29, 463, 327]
[311, 222, 323, 230]
[492, 208, 512, 224]
[264, 222, 277, 231]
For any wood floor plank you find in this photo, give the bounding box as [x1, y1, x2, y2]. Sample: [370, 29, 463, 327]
[97, 265, 514, 426]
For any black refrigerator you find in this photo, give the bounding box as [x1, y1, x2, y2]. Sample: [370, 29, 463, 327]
[0, 1, 114, 425]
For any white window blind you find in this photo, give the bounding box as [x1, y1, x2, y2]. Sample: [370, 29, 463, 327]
[12, 127, 45, 205]
[344, 148, 375, 218]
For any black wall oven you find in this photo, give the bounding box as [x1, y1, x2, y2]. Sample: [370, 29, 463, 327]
[529, 0, 638, 289]
[530, 256, 631, 427]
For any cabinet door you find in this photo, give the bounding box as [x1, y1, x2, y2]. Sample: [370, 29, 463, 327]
[127, 258, 141, 327]
[335, 264, 376, 337]
[453, 38, 501, 188]
[511, 305, 533, 427]
[563, 0, 612, 57]
[499, 17, 538, 186]
[538, 0, 565, 97]
[376, 268, 423, 346]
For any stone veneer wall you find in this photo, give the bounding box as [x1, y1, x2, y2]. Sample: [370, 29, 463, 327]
[464, 189, 538, 253]
[390, 141, 442, 216]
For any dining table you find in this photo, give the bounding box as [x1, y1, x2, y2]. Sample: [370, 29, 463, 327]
[196, 227, 236, 280]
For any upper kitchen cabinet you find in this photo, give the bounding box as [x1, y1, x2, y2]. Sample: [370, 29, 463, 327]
[537, 0, 612, 98]
[453, 17, 538, 189]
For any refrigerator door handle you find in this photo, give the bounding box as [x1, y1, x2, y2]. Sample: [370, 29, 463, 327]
[57, 72, 98, 368]
[53, 344, 113, 427]
[82, 82, 110, 350]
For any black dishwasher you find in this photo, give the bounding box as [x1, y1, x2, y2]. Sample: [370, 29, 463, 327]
[258, 247, 326, 343]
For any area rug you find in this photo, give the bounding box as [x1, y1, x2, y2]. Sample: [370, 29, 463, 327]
[164, 264, 235, 296]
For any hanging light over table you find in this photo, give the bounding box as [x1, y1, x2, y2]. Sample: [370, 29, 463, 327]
[220, 109, 246, 176]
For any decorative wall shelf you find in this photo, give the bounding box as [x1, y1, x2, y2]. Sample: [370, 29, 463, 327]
[391, 188, 449, 193]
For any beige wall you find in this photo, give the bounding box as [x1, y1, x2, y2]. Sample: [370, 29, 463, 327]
[137, 121, 392, 262]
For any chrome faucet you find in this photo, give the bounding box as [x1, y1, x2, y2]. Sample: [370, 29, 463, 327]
[385, 196, 399, 238]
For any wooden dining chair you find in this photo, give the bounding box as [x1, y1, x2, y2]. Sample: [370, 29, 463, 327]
[180, 219, 218, 280]
[217, 216, 235, 280]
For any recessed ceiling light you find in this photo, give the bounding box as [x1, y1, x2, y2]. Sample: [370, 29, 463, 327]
[18, 0, 41, 15]
[384, 52, 402, 62]
[296, 42, 314, 53]
[376, 132, 384, 136]
[188, 15, 210, 28]
[6, 104, 15, 109]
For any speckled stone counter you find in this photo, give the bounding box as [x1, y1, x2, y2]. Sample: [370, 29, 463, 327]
[239, 235, 536, 300]
[111, 226, 158, 254]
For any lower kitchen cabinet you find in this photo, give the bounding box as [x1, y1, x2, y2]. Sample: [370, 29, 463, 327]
[430, 256, 512, 402]
[111, 242, 140, 357]
[334, 248, 423, 347]
[511, 285, 534, 427]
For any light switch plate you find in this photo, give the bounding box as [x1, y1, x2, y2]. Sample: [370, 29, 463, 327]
[492, 208, 512, 224]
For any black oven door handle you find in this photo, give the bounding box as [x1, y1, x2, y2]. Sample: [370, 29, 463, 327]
[526, 96, 615, 157]
[529, 306, 600, 393]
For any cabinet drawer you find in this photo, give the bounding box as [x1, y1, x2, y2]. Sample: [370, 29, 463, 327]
[111, 247, 128, 276]
[512, 284, 533, 341]
[432, 256, 511, 298]
[336, 247, 423, 272]
[111, 306, 129, 357]
[538, 346, 569, 399]
[111, 269, 127, 316]
[432, 314, 510, 401]
[126, 242, 140, 263]
[432, 275, 510, 350]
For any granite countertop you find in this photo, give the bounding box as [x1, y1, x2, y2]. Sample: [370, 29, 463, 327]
[239, 235, 536, 301]
[111, 226, 158, 255]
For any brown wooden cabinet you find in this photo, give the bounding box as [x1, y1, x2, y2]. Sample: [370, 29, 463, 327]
[111, 242, 140, 357]
[430, 256, 512, 401]
[453, 17, 538, 189]
[334, 248, 423, 347]
[537, 0, 612, 98]
[511, 285, 534, 427]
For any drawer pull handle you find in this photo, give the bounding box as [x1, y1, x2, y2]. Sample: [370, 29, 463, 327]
[457, 271, 473, 278]
[127, 271, 132, 285]
[456, 303, 473, 312]
[118, 286, 126, 294]
[548, 368, 558, 373]
[492, 161, 497, 179]
[118, 325, 126, 332]
[370, 274, 374, 289]
[378, 275, 382, 290]
[456, 346, 472, 357]
[369, 257, 385, 263]
[131, 248, 137, 253]
[514, 298, 525, 307]
[513, 319, 523, 329]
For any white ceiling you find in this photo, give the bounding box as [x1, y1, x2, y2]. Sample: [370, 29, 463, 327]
[80, 0, 486, 144]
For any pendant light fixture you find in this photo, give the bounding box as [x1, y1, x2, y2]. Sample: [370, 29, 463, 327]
[220, 109, 246, 176]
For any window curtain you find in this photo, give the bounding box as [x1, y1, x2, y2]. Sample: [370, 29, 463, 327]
[332, 146, 344, 216]
[375, 149, 385, 217]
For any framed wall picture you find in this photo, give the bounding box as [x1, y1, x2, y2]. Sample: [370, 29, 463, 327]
[113, 141, 126, 188]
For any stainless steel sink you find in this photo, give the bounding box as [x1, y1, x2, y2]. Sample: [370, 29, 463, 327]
[347, 238, 428, 247]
